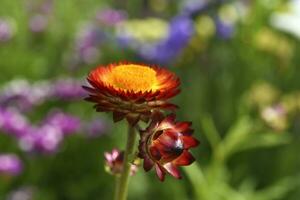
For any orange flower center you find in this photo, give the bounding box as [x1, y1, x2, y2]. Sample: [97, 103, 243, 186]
[106, 64, 158, 92]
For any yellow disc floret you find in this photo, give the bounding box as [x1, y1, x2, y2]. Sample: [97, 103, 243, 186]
[105, 64, 158, 92]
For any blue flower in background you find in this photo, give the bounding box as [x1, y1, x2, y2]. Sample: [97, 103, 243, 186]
[215, 17, 235, 40]
[182, 0, 209, 17]
[140, 16, 194, 64]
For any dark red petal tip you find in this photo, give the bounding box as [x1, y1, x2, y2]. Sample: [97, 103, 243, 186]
[164, 163, 182, 179]
[143, 157, 154, 172]
[182, 136, 200, 149]
[174, 150, 195, 166]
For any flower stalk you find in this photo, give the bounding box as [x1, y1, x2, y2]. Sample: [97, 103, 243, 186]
[114, 124, 137, 200]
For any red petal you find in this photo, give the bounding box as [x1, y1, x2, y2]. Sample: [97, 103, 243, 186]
[149, 146, 162, 161]
[180, 128, 194, 136]
[87, 78, 101, 90]
[182, 136, 200, 149]
[163, 163, 181, 179]
[173, 150, 195, 166]
[155, 131, 183, 161]
[175, 122, 192, 133]
[161, 114, 176, 125]
[159, 103, 178, 110]
[143, 157, 154, 172]
[154, 142, 182, 163]
[160, 89, 181, 100]
[155, 164, 166, 181]
[157, 130, 178, 147]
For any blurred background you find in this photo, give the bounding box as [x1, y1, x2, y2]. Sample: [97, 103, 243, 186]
[0, 0, 300, 199]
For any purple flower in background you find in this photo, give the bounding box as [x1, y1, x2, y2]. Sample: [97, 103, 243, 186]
[25, 0, 53, 33]
[67, 23, 106, 70]
[215, 17, 235, 39]
[25, 0, 53, 14]
[0, 77, 110, 154]
[0, 107, 30, 137]
[0, 19, 14, 42]
[75, 24, 104, 63]
[95, 8, 127, 26]
[39, 0, 53, 15]
[29, 14, 48, 33]
[0, 154, 23, 176]
[84, 118, 109, 138]
[51, 78, 86, 100]
[68, 9, 125, 70]
[44, 111, 81, 135]
[18, 110, 81, 154]
[0, 80, 50, 111]
[33, 125, 64, 153]
[140, 16, 194, 64]
[0, 106, 80, 154]
[18, 131, 36, 153]
[19, 125, 63, 154]
[0, 79, 85, 111]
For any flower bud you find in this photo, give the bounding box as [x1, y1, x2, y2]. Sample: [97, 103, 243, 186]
[138, 114, 199, 181]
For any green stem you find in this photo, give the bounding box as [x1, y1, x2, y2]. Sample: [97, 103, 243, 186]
[114, 124, 137, 200]
[114, 176, 120, 200]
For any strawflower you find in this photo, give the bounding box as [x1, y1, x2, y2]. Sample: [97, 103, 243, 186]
[83, 62, 180, 126]
[139, 113, 199, 181]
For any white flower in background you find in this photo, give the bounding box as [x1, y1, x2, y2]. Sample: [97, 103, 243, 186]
[271, 0, 300, 39]
[261, 104, 288, 131]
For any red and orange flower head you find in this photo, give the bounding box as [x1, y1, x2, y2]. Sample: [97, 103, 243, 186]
[138, 113, 199, 181]
[83, 62, 180, 126]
